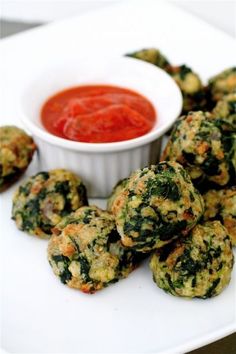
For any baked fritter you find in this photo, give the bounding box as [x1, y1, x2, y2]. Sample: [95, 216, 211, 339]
[150, 221, 234, 298]
[126, 48, 171, 71]
[203, 187, 236, 246]
[107, 178, 128, 212]
[48, 206, 143, 293]
[12, 169, 88, 238]
[112, 161, 204, 252]
[162, 111, 236, 190]
[126, 48, 207, 114]
[0, 126, 36, 192]
[208, 67, 236, 104]
[212, 92, 236, 129]
[167, 65, 207, 114]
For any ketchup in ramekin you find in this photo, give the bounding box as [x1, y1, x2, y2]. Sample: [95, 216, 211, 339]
[41, 85, 156, 143]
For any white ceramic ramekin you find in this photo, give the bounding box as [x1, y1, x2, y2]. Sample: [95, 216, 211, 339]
[19, 57, 182, 197]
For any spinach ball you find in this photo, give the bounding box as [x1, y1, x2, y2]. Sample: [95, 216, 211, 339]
[212, 92, 236, 129]
[150, 221, 234, 299]
[208, 67, 236, 104]
[167, 65, 207, 114]
[12, 169, 88, 238]
[107, 178, 128, 212]
[126, 48, 171, 71]
[162, 111, 236, 190]
[203, 187, 236, 246]
[126, 48, 207, 114]
[48, 206, 143, 293]
[0, 126, 36, 192]
[112, 161, 204, 252]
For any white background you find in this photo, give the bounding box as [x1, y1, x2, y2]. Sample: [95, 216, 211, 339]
[1, 0, 236, 38]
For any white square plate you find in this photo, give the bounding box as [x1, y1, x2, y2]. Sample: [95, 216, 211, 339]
[1, 1, 236, 353]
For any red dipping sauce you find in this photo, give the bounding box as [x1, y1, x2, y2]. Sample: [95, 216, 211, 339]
[41, 85, 156, 143]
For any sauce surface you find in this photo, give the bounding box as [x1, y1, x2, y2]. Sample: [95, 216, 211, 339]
[41, 85, 156, 143]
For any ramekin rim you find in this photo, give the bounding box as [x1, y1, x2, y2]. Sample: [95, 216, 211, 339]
[19, 57, 183, 153]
